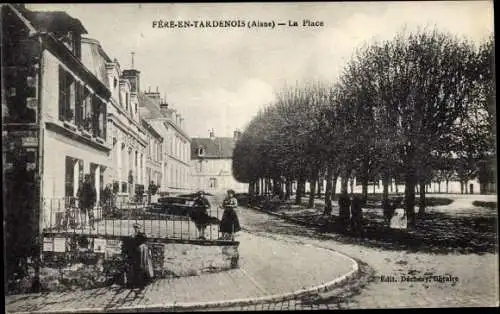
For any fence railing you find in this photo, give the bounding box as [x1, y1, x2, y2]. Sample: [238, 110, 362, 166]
[42, 197, 228, 243]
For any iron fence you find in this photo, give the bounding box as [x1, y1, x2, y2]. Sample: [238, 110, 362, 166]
[42, 197, 227, 242]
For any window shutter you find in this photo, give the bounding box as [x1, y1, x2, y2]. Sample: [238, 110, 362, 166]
[65, 156, 74, 197]
[101, 99, 107, 139]
[58, 66, 66, 120]
[78, 159, 84, 185]
[75, 82, 83, 127]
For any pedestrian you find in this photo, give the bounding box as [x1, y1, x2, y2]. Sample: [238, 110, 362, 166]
[382, 198, 393, 225]
[122, 223, 154, 289]
[350, 195, 363, 235]
[338, 193, 351, 230]
[77, 174, 96, 230]
[190, 191, 212, 239]
[219, 189, 241, 240]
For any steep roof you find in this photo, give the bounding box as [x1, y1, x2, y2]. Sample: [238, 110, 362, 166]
[24, 11, 87, 34]
[191, 137, 235, 159]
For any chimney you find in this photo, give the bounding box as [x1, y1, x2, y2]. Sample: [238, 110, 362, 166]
[145, 86, 161, 106]
[209, 129, 215, 141]
[122, 69, 140, 94]
[159, 100, 169, 117]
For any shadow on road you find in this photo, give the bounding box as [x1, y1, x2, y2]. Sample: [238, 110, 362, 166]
[248, 207, 498, 255]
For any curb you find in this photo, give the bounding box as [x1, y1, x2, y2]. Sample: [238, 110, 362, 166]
[11, 226, 360, 313]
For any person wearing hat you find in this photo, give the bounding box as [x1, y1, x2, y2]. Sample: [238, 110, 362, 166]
[77, 174, 96, 230]
[219, 189, 241, 240]
[122, 223, 153, 288]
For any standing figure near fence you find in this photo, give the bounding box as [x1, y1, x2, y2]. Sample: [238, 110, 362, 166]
[220, 189, 241, 240]
[122, 223, 154, 289]
[77, 174, 96, 230]
[190, 191, 212, 240]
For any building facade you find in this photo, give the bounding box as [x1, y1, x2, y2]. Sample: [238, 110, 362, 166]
[139, 90, 192, 193]
[80, 37, 148, 205]
[1, 5, 116, 228]
[191, 130, 248, 194]
[138, 93, 164, 192]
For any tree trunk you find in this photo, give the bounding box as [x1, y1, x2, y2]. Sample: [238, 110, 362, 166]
[324, 166, 333, 215]
[295, 177, 305, 205]
[418, 181, 426, 215]
[395, 182, 399, 194]
[339, 169, 350, 224]
[405, 170, 416, 227]
[341, 176, 349, 195]
[317, 178, 322, 197]
[361, 158, 369, 202]
[308, 170, 319, 208]
[285, 179, 291, 200]
[332, 172, 338, 199]
[460, 181, 464, 194]
[438, 181, 441, 193]
[446, 180, 449, 193]
[382, 173, 389, 205]
[349, 178, 354, 195]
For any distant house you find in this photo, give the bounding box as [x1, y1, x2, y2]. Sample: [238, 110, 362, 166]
[191, 130, 248, 194]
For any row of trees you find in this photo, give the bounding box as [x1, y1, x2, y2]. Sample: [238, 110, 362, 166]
[233, 29, 495, 227]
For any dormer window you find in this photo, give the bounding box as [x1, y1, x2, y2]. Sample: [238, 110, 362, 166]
[55, 31, 80, 58]
[198, 146, 205, 156]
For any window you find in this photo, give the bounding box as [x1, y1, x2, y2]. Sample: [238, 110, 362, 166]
[90, 95, 106, 139]
[198, 146, 205, 156]
[74, 82, 84, 128]
[55, 31, 75, 54]
[59, 66, 75, 123]
[209, 178, 217, 188]
[125, 92, 129, 111]
[113, 77, 118, 88]
[65, 156, 82, 198]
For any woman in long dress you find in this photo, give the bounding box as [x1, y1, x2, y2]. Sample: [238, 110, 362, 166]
[219, 190, 241, 240]
[123, 223, 154, 288]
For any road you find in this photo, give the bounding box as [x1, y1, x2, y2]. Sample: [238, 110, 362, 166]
[207, 199, 499, 310]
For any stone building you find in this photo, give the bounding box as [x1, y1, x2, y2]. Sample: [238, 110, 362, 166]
[80, 37, 148, 205]
[191, 130, 248, 194]
[138, 93, 164, 193]
[139, 89, 192, 193]
[1, 5, 115, 228]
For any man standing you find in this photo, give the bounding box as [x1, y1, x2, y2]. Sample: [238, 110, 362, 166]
[77, 174, 96, 230]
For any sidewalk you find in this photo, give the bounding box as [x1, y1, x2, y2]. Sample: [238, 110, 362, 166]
[5, 231, 358, 313]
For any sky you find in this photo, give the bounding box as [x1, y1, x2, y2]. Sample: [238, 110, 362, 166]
[27, 2, 493, 138]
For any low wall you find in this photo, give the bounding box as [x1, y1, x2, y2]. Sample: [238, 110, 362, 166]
[8, 237, 239, 294]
